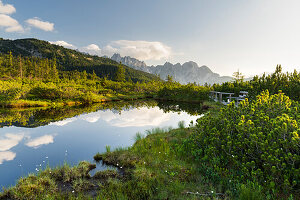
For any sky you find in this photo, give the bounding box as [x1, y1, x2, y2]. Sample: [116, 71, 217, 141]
[0, 0, 300, 76]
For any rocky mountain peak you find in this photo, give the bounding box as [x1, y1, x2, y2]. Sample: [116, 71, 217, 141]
[111, 53, 147, 68]
[110, 54, 233, 85]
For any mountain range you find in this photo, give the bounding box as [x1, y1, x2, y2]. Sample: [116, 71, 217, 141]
[111, 53, 233, 85]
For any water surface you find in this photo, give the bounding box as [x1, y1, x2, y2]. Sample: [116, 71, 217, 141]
[0, 100, 203, 189]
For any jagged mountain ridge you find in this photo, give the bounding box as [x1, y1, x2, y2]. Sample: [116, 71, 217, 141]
[110, 53, 233, 85]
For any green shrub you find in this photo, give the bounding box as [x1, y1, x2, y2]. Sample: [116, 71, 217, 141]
[157, 83, 210, 102]
[183, 90, 300, 195]
[29, 86, 64, 100]
[79, 91, 100, 104]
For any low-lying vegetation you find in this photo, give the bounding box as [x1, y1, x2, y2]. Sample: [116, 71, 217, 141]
[181, 91, 300, 199]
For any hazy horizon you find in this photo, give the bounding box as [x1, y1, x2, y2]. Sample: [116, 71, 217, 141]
[1, 0, 300, 76]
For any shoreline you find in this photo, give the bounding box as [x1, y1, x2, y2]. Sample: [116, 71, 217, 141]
[0, 94, 155, 109]
[0, 94, 210, 109]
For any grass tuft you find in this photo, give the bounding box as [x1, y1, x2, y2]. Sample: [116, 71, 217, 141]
[134, 132, 144, 142]
[178, 120, 185, 129]
[105, 145, 111, 153]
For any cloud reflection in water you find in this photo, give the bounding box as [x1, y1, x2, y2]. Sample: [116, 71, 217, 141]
[0, 151, 16, 164]
[0, 133, 55, 164]
[0, 133, 24, 151]
[51, 107, 172, 127]
[25, 135, 55, 149]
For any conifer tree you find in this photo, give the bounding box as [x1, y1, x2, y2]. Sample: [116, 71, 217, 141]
[115, 64, 125, 82]
[232, 69, 244, 83]
[91, 70, 97, 81]
[166, 75, 174, 82]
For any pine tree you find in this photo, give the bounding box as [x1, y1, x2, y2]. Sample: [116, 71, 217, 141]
[51, 58, 59, 81]
[82, 70, 88, 81]
[166, 75, 174, 82]
[232, 69, 244, 83]
[115, 64, 125, 82]
[91, 70, 97, 81]
[18, 56, 23, 79]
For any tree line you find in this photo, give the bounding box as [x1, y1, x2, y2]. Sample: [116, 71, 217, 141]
[213, 65, 300, 101]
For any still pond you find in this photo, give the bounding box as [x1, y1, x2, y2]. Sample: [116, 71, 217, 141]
[0, 100, 204, 189]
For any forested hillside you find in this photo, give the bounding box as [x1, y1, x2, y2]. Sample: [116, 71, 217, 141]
[0, 38, 160, 82]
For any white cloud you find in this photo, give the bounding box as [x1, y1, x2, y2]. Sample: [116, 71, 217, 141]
[49, 40, 76, 49]
[80, 44, 101, 56]
[25, 135, 54, 148]
[0, 151, 16, 164]
[25, 17, 54, 32]
[103, 45, 118, 54]
[103, 40, 172, 61]
[49, 118, 76, 126]
[108, 107, 171, 127]
[79, 107, 171, 127]
[0, 14, 23, 32]
[0, 133, 24, 151]
[47, 40, 171, 62]
[80, 112, 101, 123]
[0, 1, 16, 15]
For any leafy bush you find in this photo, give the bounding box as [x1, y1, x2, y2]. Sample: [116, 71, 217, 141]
[183, 91, 300, 195]
[213, 66, 300, 101]
[157, 83, 210, 102]
[0, 81, 25, 101]
[29, 87, 61, 100]
[79, 91, 100, 104]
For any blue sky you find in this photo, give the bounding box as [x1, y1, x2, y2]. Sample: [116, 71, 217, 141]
[0, 0, 300, 76]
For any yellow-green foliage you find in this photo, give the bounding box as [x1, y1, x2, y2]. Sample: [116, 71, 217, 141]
[0, 76, 212, 108]
[157, 82, 211, 102]
[213, 65, 300, 101]
[184, 90, 300, 194]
